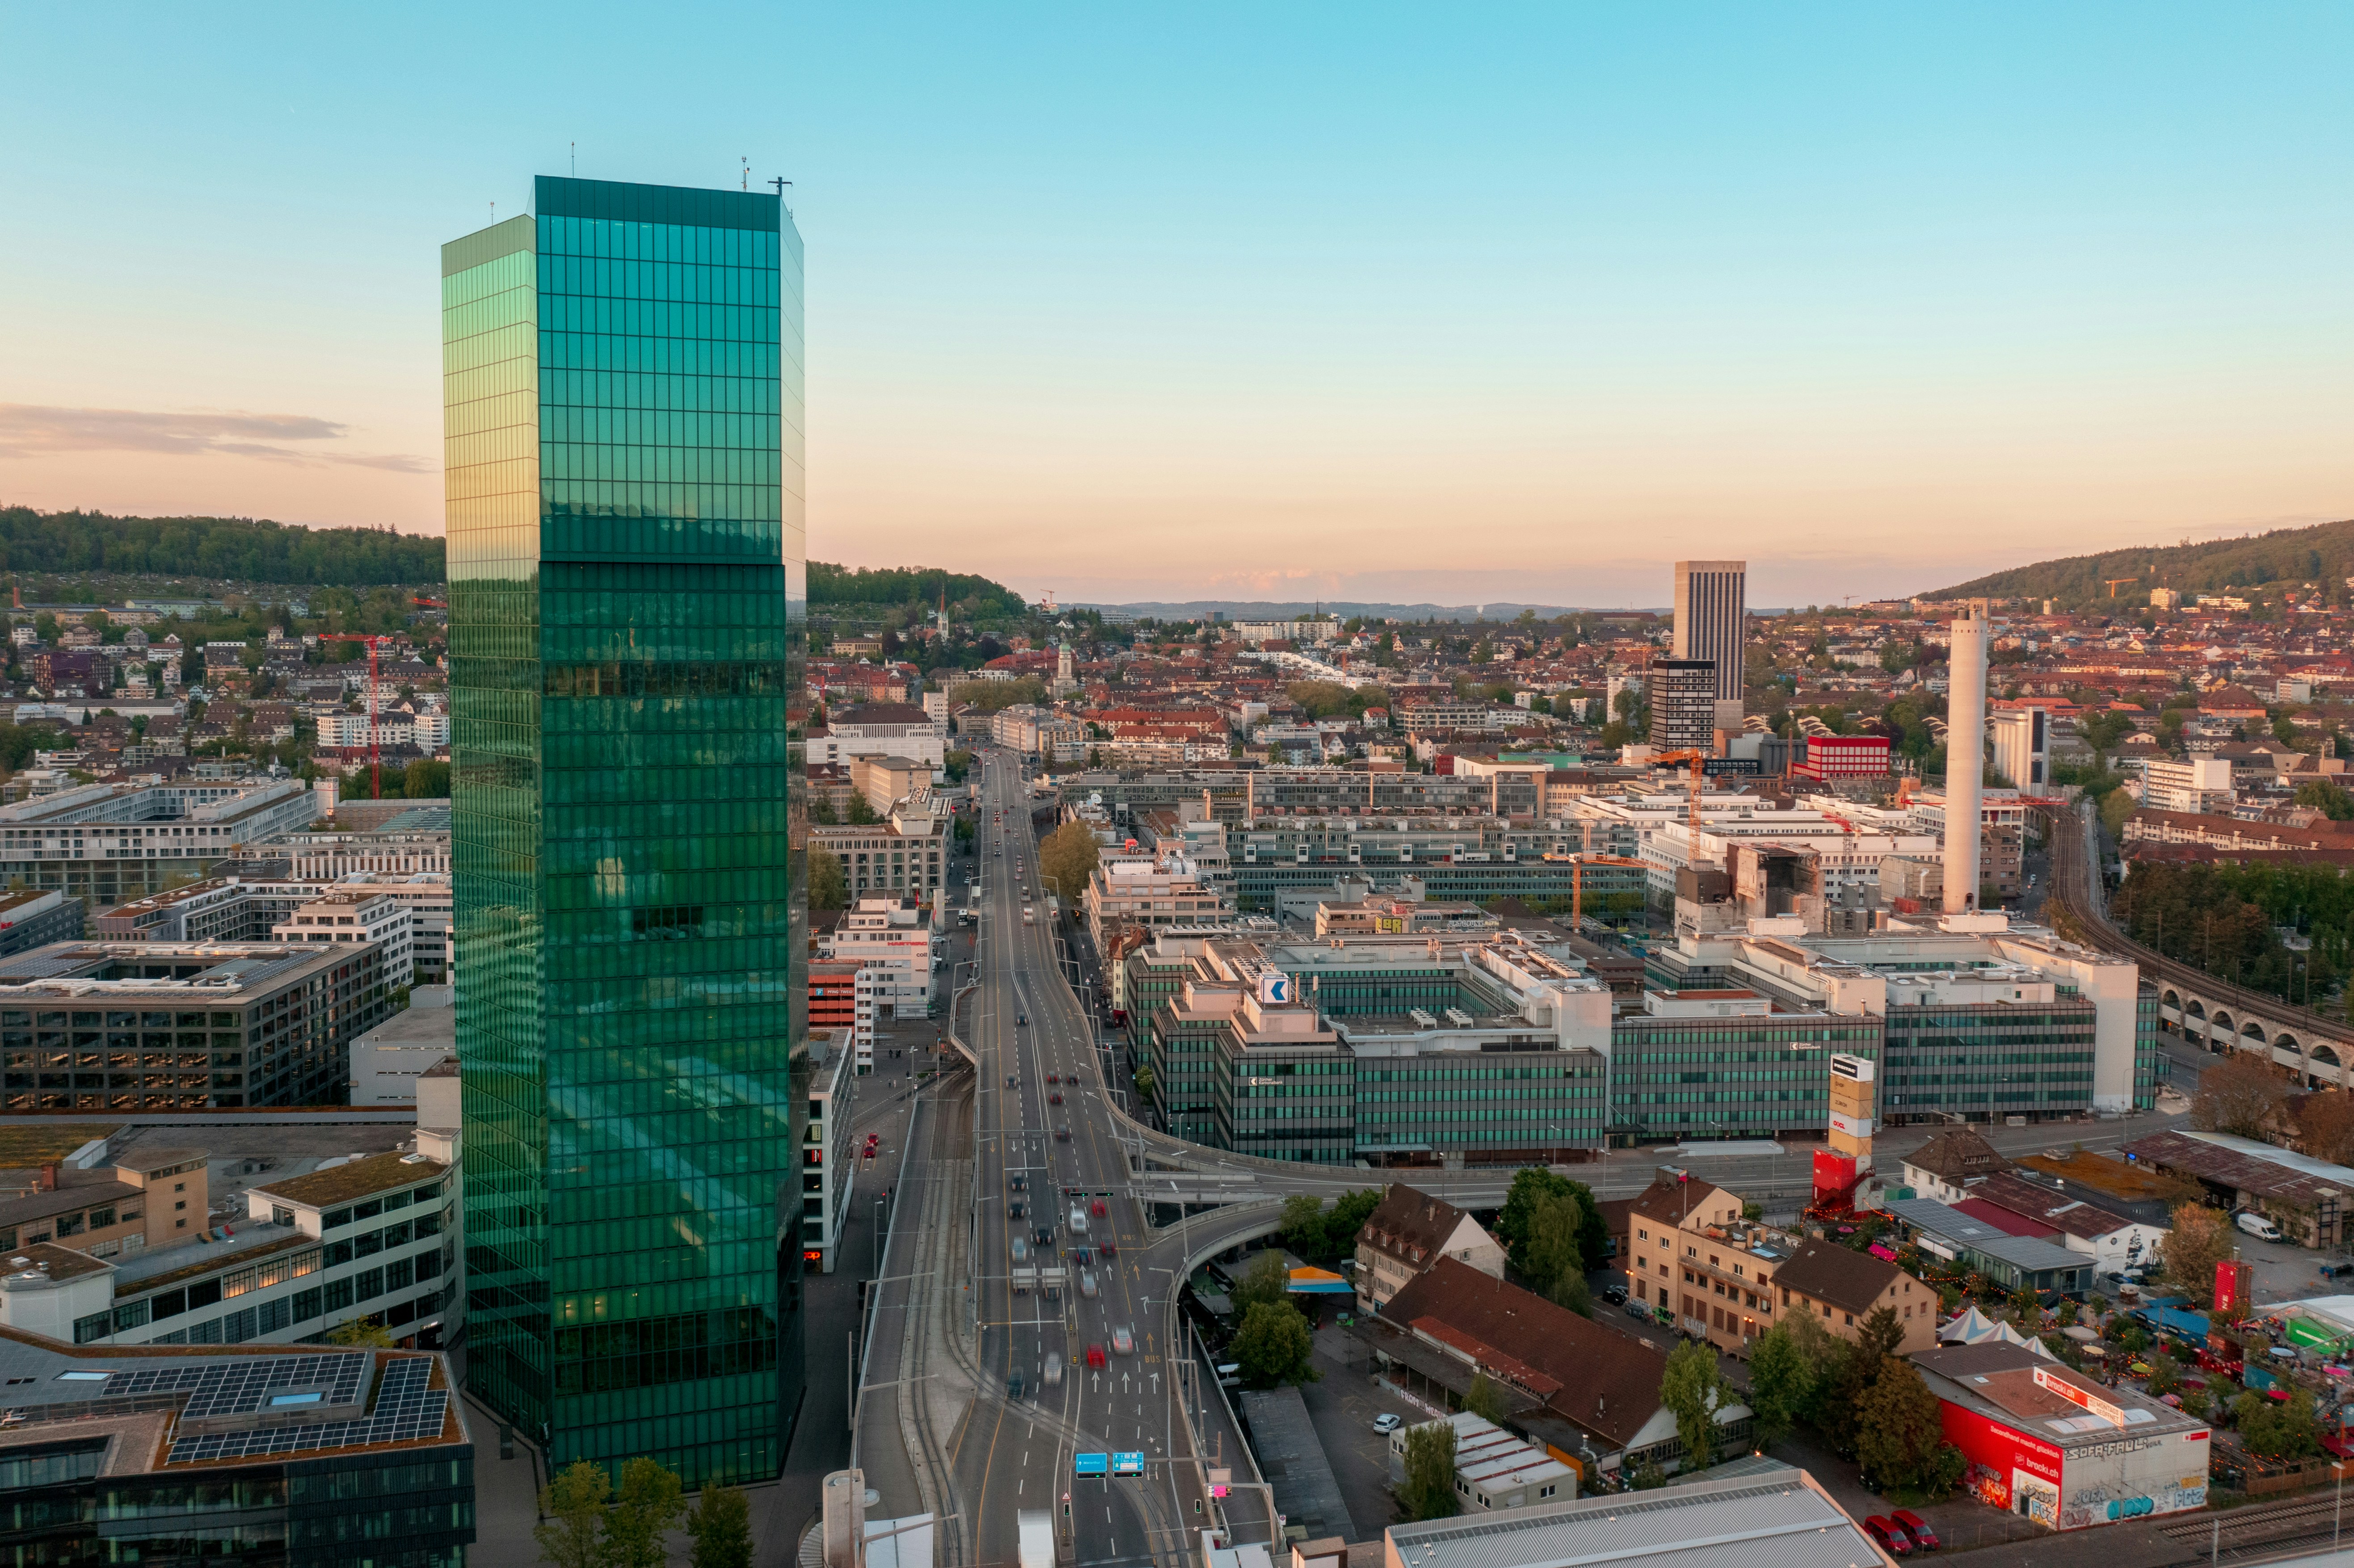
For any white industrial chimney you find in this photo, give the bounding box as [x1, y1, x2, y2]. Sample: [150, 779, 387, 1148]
[1943, 602, 1991, 913]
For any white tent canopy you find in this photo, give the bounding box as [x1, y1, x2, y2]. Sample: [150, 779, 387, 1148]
[1938, 1304, 2059, 1361]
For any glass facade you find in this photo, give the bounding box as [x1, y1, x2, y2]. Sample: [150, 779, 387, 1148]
[1607, 1018, 1882, 1145]
[446, 176, 806, 1486]
[1878, 1000, 2098, 1124]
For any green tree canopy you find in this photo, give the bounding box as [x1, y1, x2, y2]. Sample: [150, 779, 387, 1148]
[686, 1483, 753, 1568]
[809, 848, 847, 911]
[1398, 1422, 1458, 1521]
[1230, 1299, 1318, 1388]
[1040, 819, 1102, 901]
[604, 1458, 686, 1568]
[1659, 1339, 1723, 1473]
[535, 1461, 612, 1568]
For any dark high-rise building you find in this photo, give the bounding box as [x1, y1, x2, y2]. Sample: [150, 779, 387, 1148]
[1648, 658, 1718, 752]
[444, 176, 807, 1484]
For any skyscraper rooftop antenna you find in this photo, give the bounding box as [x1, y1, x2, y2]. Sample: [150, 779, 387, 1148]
[741, 157, 749, 191]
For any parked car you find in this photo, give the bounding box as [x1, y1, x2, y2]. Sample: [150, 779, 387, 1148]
[1372, 1413, 1402, 1433]
[1602, 1285, 1629, 1305]
[1891, 1509, 1939, 1551]
[1862, 1517, 1912, 1557]
[1112, 1326, 1135, 1355]
[2236, 1210, 2285, 1241]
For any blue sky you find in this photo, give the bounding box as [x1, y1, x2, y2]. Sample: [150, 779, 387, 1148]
[2, 3, 2347, 606]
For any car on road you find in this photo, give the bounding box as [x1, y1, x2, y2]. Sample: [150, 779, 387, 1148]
[1008, 1199, 1025, 1219]
[1890, 1510, 1939, 1551]
[1861, 1518, 1912, 1557]
[1086, 1344, 1107, 1368]
[1100, 1240, 1117, 1257]
[1017, 1013, 1029, 1026]
[1079, 1270, 1099, 1298]
[1372, 1414, 1402, 1434]
[1601, 1284, 1628, 1305]
[1010, 1238, 1028, 1264]
[1035, 1225, 1054, 1247]
[1044, 1073, 1057, 1084]
[1008, 1373, 1025, 1400]
[1007, 1074, 1018, 1087]
[1049, 1092, 1063, 1104]
[1055, 1127, 1070, 1141]
[1010, 1174, 1025, 1191]
[1071, 1246, 1092, 1265]
[1112, 1326, 1134, 1355]
[1042, 1360, 1063, 1390]
[1091, 1197, 1108, 1216]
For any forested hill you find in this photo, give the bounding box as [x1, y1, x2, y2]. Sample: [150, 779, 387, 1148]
[808, 562, 1026, 617]
[0, 507, 442, 587]
[1925, 518, 2354, 608]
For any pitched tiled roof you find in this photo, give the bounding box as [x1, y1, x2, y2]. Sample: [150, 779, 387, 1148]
[1905, 1126, 2007, 1185]
[1764, 1236, 1901, 1318]
[1624, 1174, 1729, 1230]
[1359, 1184, 1474, 1269]
[1382, 1257, 1668, 1447]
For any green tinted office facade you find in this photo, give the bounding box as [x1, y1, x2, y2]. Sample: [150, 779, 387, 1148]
[445, 176, 807, 1484]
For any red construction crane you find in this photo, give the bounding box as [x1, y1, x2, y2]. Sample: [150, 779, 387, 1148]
[411, 596, 447, 611]
[319, 633, 399, 799]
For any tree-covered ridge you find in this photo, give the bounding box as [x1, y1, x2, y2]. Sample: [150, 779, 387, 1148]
[808, 561, 1025, 617]
[1924, 517, 2354, 607]
[0, 506, 443, 587]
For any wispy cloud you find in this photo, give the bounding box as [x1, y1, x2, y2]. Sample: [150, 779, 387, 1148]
[0, 404, 431, 474]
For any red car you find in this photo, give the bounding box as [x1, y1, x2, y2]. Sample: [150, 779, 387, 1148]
[1890, 1511, 1938, 1551]
[1055, 1128, 1070, 1142]
[1101, 1240, 1117, 1257]
[1085, 1344, 1107, 1368]
[1863, 1518, 1912, 1558]
[1049, 1092, 1063, 1105]
[1091, 1198, 1107, 1216]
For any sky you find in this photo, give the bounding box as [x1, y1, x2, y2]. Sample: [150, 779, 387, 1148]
[2, 3, 2349, 609]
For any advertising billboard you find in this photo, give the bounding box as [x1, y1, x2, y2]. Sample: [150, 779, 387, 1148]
[1939, 1398, 2065, 1514]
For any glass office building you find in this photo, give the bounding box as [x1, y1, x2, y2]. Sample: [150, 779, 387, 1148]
[444, 175, 807, 1485]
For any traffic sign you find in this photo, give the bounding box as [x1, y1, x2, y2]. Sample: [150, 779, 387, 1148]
[1112, 1452, 1144, 1476]
[1074, 1452, 1108, 1477]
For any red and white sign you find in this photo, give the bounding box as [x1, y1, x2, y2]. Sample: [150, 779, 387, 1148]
[1938, 1400, 2065, 1490]
[2035, 1366, 2126, 1428]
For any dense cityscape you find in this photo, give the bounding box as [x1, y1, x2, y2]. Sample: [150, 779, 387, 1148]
[4, 13, 2351, 1568]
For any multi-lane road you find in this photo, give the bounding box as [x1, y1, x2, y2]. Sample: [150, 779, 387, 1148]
[859, 750, 1287, 1568]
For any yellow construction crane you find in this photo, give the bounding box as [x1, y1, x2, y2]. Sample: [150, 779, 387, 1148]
[1650, 748, 1711, 829]
[2104, 578, 2138, 598]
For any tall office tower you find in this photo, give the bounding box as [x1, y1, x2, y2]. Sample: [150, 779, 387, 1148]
[1943, 603, 1991, 913]
[1648, 658, 1718, 752]
[1672, 560, 1747, 730]
[444, 176, 807, 1484]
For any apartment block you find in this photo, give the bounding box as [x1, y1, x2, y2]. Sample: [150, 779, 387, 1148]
[0, 1149, 458, 1356]
[0, 1332, 474, 1568]
[0, 1148, 211, 1261]
[0, 939, 396, 1111]
[811, 806, 948, 900]
[799, 1044, 857, 1272]
[0, 779, 318, 908]
[273, 888, 415, 990]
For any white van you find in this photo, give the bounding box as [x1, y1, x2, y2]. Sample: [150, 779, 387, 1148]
[2236, 1210, 2284, 1241]
[1069, 1206, 1089, 1236]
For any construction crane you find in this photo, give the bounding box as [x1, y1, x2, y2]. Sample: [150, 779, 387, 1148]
[410, 596, 447, 612]
[319, 633, 400, 800]
[2103, 578, 2138, 598]
[1650, 748, 1711, 829]
[1570, 853, 1647, 925]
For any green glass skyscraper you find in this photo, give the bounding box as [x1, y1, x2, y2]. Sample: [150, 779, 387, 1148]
[442, 176, 807, 1485]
